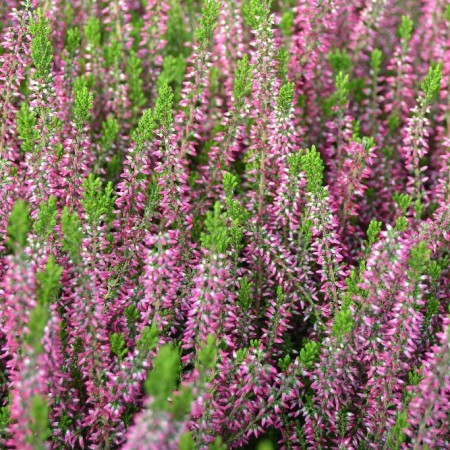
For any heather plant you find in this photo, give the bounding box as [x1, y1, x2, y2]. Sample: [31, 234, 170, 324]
[0, 1, 449, 449]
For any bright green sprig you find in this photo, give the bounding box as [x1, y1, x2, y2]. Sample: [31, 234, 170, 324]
[398, 15, 413, 42]
[179, 432, 195, 450]
[127, 50, 146, 111]
[277, 82, 294, 115]
[370, 48, 383, 76]
[110, 333, 128, 360]
[17, 103, 38, 153]
[103, 37, 122, 67]
[99, 117, 119, 151]
[200, 202, 229, 254]
[25, 304, 49, 353]
[36, 255, 62, 306]
[132, 109, 156, 145]
[279, 11, 294, 36]
[233, 55, 252, 107]
[157, 55, 186, 102]
[7, 200, 30, 252]
[420, 64, 442, 107]
[243, 0, 272, 29]
[300, 146, 324, 194]
[329, 49, 352, 74]
[82, 174, 116, 226]
[66, 27, 81, 57]
[332, 307, 353, 339]
[34, 196, 57, 239]
[367, 220, 382, 246]
[237, 277, 252, 310]
[61, 208, 83, 261]
[276, 47, 289, 80]
[197, 334, 217, 372]
[299, 340, 320, 369]
[154, 83, 174, 129]
[29, 395, 51, 448]
[137, 325, 159, 352]
[195, 0, 221, 48]
[145, 344, 180, 411]
[84, 16, 101, 48]
[29, 10, 53, 79]
[73, 77, 93, 128]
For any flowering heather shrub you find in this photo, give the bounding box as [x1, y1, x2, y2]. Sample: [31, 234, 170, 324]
[0, 0, 449, 448]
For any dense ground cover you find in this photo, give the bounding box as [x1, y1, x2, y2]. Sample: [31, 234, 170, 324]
[0, 0, 449, 448]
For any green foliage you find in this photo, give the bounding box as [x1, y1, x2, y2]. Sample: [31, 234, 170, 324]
[337, 407, 349, 437]
[110, 333, 128, 360]
[66, 27, 81, 56]
[257, 440, 274, 450]
[277, 82, 294, 115]
[145, 344, 180, 410]
[164, 0, 193, 58]
[125, 304, 140, 325]
[99, 116, 120, 150]
[238, 277, 252, 310]
[287, 151, 302, 178]
[332, 307, 353, 338]
[385, 411, 408, 450]
[17, 102, 37, 153]
[446, 4, 450, 21]
[398, 15, 413, 42]
[387, 113, 401, 132]
[36, 255, 62, 305]
[137, 325, 159, 352]
[84, 16, 101, 48]
[370, 48, 382, 75]
[7, 200, 30, 251]
[299, 340, 320, 369]
[179, 432, 195, 450]
[279, 11, 294, 36]
[408, 241, 431, 278]
[393, 192, 412, 213]
[300, 146, 324, 194]
[158, 54, 186, 102]
[197, 334, 217, 371]
[61, 208, 83, 261]
[335, 71, 349, 106]
[278, 354, 291, 371]
[329, 49, 352, 74]
[276, 47, 289, 80]
[73, 77, 93, 128]
[366, 220, 382, 246]
[103, 37, 122, 67]
[201, 202, 229, 254]
[426, 297, 440, 319]
[127, 51, 146, 111]
[208, 436, 227, 450]
[82, 174, 116, 226]
[29, 10, 53, 78]
[171, 385, 193, 420]
[243, 0, 272, 29]
[427, 260, 442, 282]
[29, 395, 51, 447]
[421, 64, 442, 106]
[34, 196, 57, 239]
[132, 109, 156, 145]
[154, 83, 174, 129]
[25, 304, 49, 353]
[395, 216, 408, 232]
[195, 0, 221, 47]
[233, 55, 253, 107]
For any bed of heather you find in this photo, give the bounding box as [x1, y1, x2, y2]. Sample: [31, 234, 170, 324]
[0, 0, 449, 448]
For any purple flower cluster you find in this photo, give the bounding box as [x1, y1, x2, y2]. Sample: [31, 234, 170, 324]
[0, 1, 448, 449]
